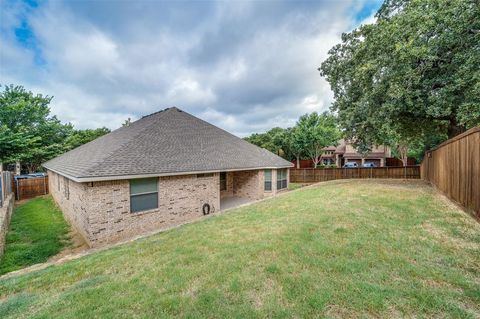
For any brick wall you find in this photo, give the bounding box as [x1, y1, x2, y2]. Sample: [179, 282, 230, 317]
[229, 169, 289, 200]
[48, 168, 288, 247]
[49, 172, 91, 243]
[232, 170, 263, 200]
[48, 170, 220, 247]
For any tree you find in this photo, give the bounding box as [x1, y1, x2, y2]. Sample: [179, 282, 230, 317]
[64, 127, 111, 151]
[0, 85, 73, 172]
[244, 132, 273, 152]
[244, 127, 291, 158]
[0, 126, 38, 169]
[320, 0, 480, 158]
[295, 112, 340, 168]
[122, 117, 132, 127]
[283, 127, 306, 168]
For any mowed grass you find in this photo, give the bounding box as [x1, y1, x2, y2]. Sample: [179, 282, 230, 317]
[287, 182, 305, 190]
[0, 196, 70, 275]
[1, 180, 479, 318]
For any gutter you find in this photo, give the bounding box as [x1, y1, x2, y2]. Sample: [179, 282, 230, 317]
[44, 164, 294, 183]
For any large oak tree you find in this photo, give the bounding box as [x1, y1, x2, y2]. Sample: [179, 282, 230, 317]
[320, 0, 480, 154]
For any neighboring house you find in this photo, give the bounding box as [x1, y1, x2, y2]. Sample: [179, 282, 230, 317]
[320, 139, 391, 167]
[43, 107, 292, 247]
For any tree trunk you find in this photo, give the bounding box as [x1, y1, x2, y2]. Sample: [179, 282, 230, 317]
[296, 155, 300, 169]
[15, 161, 21, 175]
[397, 144, 408, 167]
[447, 118, 466, 139]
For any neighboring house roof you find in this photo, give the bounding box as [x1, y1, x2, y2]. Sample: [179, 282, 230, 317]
[44, 107, 292, 182]
[320, 154, 335, 159]
[334, 144, 346, 154]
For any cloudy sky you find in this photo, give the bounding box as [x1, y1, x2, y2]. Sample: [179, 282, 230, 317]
[1, 0, 381, 136]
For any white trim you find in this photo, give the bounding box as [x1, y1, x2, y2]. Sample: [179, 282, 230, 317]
[45, 165, 293, 183]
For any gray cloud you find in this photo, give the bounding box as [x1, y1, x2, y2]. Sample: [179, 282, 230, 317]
[0, 0, 379, 136]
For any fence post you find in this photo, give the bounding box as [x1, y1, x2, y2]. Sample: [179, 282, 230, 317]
[43, 176, 47, 195]
[0, 173, 3, 208]
[15, 178, 19, 200]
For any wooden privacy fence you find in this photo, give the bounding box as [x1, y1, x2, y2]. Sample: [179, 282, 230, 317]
[421, 127, 479, 219]
[14, 176, 49, 201]
[290, 166, 420, 183]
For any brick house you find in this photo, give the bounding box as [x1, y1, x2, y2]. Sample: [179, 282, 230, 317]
[43, 107, 292, 247]
[320, 139, 391, 167]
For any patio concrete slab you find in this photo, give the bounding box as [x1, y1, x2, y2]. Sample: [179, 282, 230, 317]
[220, 196, 253, 211]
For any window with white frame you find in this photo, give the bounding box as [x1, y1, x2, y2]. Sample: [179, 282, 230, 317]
[264, 169, 272, 191]
[277, 169, 287, 190]
[130, 178, 158, 213]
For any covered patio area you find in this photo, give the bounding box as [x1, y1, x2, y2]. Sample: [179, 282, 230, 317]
[219, 169, 264, 211]
[220, 196, 254, 211]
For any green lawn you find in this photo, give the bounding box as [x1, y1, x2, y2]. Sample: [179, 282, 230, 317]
[1, 180, 479, 318]
[0, 196, 71, 275]
[287, 182, 305, 190]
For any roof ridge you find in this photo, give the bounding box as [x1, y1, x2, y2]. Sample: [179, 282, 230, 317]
[141, 106, 183, 119]
[83, 109, 172, 176]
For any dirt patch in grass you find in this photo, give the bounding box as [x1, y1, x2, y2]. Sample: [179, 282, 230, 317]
[47, 229, 88, 263]
[421, 222, 478, 250]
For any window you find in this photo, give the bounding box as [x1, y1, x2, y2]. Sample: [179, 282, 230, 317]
[220, 172, 227, 191]
[277, 169, 287, 190]
[264, 170, 272, 191]
[130, 178, 158, 213]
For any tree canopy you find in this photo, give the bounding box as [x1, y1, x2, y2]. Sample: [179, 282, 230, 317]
[245, 112, 340, 168]
[0, 85, 110, 172]
[320, 0, 480, 153]
[294, 112, 341, 168]
[64, 127, 111, 150]
[244, 127, 291, 158]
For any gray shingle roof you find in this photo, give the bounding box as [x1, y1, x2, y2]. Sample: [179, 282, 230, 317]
[43, 107, 292, 181]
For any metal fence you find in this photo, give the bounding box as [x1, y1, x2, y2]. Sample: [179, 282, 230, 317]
[0, 171, 13, 208]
